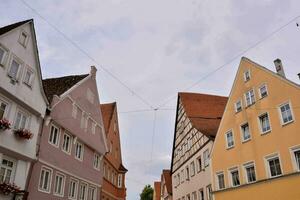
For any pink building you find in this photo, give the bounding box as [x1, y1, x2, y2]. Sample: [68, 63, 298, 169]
[28, 66, 108, 199]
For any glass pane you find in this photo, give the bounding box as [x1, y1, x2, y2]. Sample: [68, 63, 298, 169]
[295, 151, 300, 170]
[44, 171, 49, 190]
[9, 60, 20, 78]
[14, 112, 21, 129]
[20, 115, 27, 129]
[4, 169, 11, 183]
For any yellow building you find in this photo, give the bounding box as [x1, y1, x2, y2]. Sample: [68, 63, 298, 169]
[211, 57, 300, 200]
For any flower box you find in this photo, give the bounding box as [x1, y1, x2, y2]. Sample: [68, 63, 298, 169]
[13, 129, 33, 140]
[0, 182, 20, 195]
[0, 118, 11, 131]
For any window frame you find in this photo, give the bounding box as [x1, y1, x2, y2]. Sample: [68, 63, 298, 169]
[88, 186, 97, 200]
[0, 155, 17, 184]
[7, 54, 23, 81]
[228, 166, 240, 187]
[53, 172, 65, 197]
[278, 101, 294, 126]
[79, 182, 88, 200]
[225, 130, 235, 149]
[264, 153, 283, 178]
[199, 189, 204, 200]
[244, 89, 256, 107]
[18, 30, 29, 48]
[0, 44, 9, 67]
[243, 161, 257, 184]
[75, 141, 84, 161]
[258, 83, 268, 99]
[244, 70, 251, 82]
[190, 161, 195, 177]
[203, 149, 210, 167]
[240, 122, 251, 142]
[216, 171, 225, 190]
[235, 99, 242, 113]
[0, 97, 10, 120]
[38, 166, 53, 194]
[62, 132, 72, 154]
[23, 66, 35, 87]
[289, 145, 300, 172]
[258, 112, 272, 135]
[48, 124, 61, 148]
[13, 108, 30, 130]
[206, 184, 212, 200]
[196, 156, 202, 173]
[93, 153, 101, 170]
[68, 178, 79, 200]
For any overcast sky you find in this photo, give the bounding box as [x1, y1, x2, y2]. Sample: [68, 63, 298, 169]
[1, 0, 300, 199]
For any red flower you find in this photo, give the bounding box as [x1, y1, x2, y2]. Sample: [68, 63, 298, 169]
[0, 118, 11, 131]
[13, 129, 33, 140]
[0, 182, 21, 195]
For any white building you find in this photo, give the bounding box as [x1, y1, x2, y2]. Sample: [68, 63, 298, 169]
[0, 19, 48, 199]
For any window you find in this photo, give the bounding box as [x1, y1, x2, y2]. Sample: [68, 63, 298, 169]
[177, 173, 180, 186]
[266, 156, 282, 177]
[68, 178, 78, 199]
[244, 70, 250, 82]
[8, 58, 21, 80]
[181, 169, 184, 183]
[259, 113, 271, 134]
[79, 182, 88, 200]
[192, 192, 197, 200]
[93, 153, 101, 170]
[244, 162, 256, 183]
[88, 186, 97, 200]
[190, 162, 195, 176]
[241, 123, 251, 142]
[203, 149, 210, 167]
[196, 156, 202, 172]
[185, 166, 190, 180]
[293, 149, 300, 171]
[54, 173, 65, 196]
[235, 100, 242, 113]
[18, 31, 28, 47]
[229, 168, 240, 187]
[259, 84, 268, 98]
[0, 156, 16, 184]
[72, 103, 77, 119]
[206, 185, 212, 200]
[38, 167, 52, 193]
[216, 172, 225, 190]
[279, 103, 293, 124]
[186, 194, 190, 200]
[0, 46, 8, 66]
[49, 125, 60, 147]
[23, 67, 34, 86]
[14, 110, 28, 130]
[199, 189, 204, 200]
[245, 89, 255, 106]
[0, 100, 8, 119]
[226, 131, 234, 149]
[117, 174, 122, 188]
[62, 133, 72, 154]
[75, 142, 84, 161]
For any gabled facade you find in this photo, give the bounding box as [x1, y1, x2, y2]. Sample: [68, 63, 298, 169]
[171, 93, 227, 200]
[0, 20, 48, 199]
[211, 57, 300, 200]
[153, 181, 161, 200]
[27, 66, 108, 199]
[161, 169, 172, 200]
[100, 102, 127, 200]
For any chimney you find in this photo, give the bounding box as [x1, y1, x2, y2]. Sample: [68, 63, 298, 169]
[274, 59, 286, 78]
[90, 66, 97, 79]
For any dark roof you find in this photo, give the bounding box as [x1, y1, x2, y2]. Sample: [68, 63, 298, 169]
[100, 102, 116, 134]
[0, 19, 32, 36]
[162, 169, 172, 195]
[42, 74, 89, 102]
[118, 163, 128, 172]
[178, 92, 228, 138]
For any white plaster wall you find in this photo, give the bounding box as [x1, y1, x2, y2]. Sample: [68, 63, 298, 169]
[14, 160, 30, 189]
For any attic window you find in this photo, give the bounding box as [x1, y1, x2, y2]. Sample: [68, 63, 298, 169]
[18, 31, 29, 47]
[244, 70, 250, 82]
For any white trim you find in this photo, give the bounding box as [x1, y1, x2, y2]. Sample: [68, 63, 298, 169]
[75, 141, 84, 161]
[62, 132, 72, 155]
[60, 75, 91, 99]
[258, 83, 268, 99]
[68, 177, 79, 200]
[289, 144, 300, 172]
[13, 106, 31, 130]
[228, 166, 240, 187]
[243, 69, 251, 82]
[242, 161, 257, 184]
[258, 112, 272, 135]
[240, 122, 251, 143]
[79, 181, 88, 200]
[7, 53, 24, 82]
[39, 159, 101, 187]
[215, 171, 225, 190]
[48, 123, 61, 148]
[18, 29, 30, 48]
[53, 172, 66, 197]
[38, 165, 53, 194]
[22, 65, 35, 88]
[264, 152, 283, 178]
[0, 95, 11, 119]
[278, 100, 295, 126]
[244, 88, 256, 107]
[88, 185, 97, 200]
[0, 43, 9, 67]
[225, 129, 235, 149]
[234, 99, 242, 113]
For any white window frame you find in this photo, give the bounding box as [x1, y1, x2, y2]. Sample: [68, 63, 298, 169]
[228, 166, 240, 187]
[0, 44, 9, 67]
[244, 89, 255, 107]
[49, 124, 60, 148]
[38, 166, 53, 193]
[8, 54, 23, 81]
[18, 30, 29, 47]
[75, 141, 84, 161]
[199, 189, 204, 200]
[278, 101, 294, 126]
[264, 153, 283, 178]
[196, 156, 202, 172]
[258, 83, 268, 99]
[203, 149, 210, 167]
[88, 186, 97, 200]
[243, 161, 257, 183]
[289, 145, 300, 172]
[206, 185, 212, 200]
[244, 70, 251, 82]
[225, 130, 235, 149]
[0, 97, 10, 119]
[0, 155, 17, 184]
[117, 174, 122, 188]
[93, 153, 101, 170]
[79, 182, 88, 200]
[258, 112, 271, 134]
[235, 99, 242, 113]
[185, 166, 190, 181]
[14, 108, 30, 130]
[240, 122, 251, 142]
[190, 161, 195, 177]
[53, 172, 65, 197]
[68, 178, 79, 200]
[23, 66, 35, 87]
[62, 132, 72, 154]
[216, 171, 225, 190]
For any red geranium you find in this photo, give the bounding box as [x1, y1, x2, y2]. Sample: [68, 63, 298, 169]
[13, 129, 33, 140]
[0, 182, 20, 195]
[0, 118, 11, 130]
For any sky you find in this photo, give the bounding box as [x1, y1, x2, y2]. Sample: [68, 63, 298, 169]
[1, 0, 300, 199]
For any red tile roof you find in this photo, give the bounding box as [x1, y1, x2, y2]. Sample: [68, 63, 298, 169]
[0, 19, 32, 36]
[153, 182, 161, 200]
[100, 102, 116, 134]
[162, 169, 172, 195]
[179, 92, 228, 138]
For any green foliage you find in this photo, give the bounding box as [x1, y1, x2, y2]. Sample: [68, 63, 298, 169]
[140, 184, 154, 200]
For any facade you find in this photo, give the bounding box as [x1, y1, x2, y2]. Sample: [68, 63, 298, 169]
[170, 93, 227, 200]
[0, 20, 48, 199]
[100, 102, 127, 200]
[153, 181, 161, 200]
[211, 57, 300, 200]
[161, 169, 172, 200]
[27, 67, 108, 199]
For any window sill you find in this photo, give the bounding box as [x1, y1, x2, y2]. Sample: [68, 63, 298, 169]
[23, 82, 33, 89]
[226, 146, 234, 150]
[261, 130, 271, 135]
[242, 138, 251, 143]
[281, 120, 294, 127]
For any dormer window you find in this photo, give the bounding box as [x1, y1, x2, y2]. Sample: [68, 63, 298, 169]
[18, 31, 29, 47]
[244, 70, 250, 82]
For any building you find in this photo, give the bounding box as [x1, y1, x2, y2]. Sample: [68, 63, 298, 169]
[0, 20, 48, 199]
[161, 169, 172, 200]
[27, 66, 109, 199]
[170, 92, 227, 200]
[100, 102, 127, 200]
[153, 181, 161, 200]
[211, 57, 300, 200]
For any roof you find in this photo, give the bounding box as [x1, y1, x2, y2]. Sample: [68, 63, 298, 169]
[118, 163, 128, 172]
[43, 74, 89, 102]
[0, 19, 32, 36]
[100, 102, 116, 134]
[162, 169, 172, 195]
[178, 92, 228, 138]
[153, 181, 161, 200]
